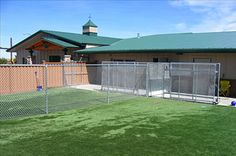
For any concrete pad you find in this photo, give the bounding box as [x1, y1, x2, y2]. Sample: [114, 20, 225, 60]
[218, 97, 236, 107]
[70, 84, 102, 91]
[69, 84, 236, 107]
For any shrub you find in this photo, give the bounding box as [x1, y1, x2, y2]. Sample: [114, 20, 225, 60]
[0, 58, 8, 64]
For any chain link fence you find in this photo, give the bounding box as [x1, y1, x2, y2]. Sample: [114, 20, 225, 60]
[156, 63, 220, 103]
[0, 65, 47, 119]
[0, 62, 220, 120]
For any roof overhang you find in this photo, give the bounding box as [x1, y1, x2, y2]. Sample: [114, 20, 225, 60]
[7, 30, 43, 52]
[26, 40, 65, 51]
[7, 30, 119, 52]
[7, 30, 81, 52]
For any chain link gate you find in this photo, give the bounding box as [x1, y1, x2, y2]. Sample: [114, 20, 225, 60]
[101, 62, 147, 96]
[146, 62, 220, 103]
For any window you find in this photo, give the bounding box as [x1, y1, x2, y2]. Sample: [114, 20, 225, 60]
[49, 56, 61, 62]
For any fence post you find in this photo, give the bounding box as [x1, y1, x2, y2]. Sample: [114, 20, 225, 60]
[45, 65, 49, 114]
[116, 62, 118, 91]
[62, 64, 65, 87]
[107, 64, 110, 104]
[146, 63, 149, 97]
[212, 64, 217, 104]
[162, 63, 165, 98]
[216, 63, 220, 104]
[169, 63, 172, 99]
[124, 64, 126, 90]
[192, 64, 195, 101]
[178, 65, 180, 99]
[134, 63, 137, 95]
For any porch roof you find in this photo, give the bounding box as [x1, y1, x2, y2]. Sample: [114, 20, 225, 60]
[42, 30, 121, 45]
[42, 37, 78, 48]
[7, 30, 121, 52]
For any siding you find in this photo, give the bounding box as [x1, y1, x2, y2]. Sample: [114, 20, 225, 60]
[89, 52, 236, 80]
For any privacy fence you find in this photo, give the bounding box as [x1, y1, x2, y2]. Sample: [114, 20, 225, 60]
[0, 62, 220, 120]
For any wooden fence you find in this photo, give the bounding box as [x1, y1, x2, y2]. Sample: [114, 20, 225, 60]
[0, 64, 98, 94]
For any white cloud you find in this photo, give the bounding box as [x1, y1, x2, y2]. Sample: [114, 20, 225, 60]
[170, 0, 236, 32]
[170, 0, 214, 7]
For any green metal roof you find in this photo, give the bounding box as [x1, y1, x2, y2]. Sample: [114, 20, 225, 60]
[42, 30, 121, 45]
[7, 30, 121, 52]
[83, 19, 97, 27]
[42, 37, 78, 48]
[76, 31, 236, 54]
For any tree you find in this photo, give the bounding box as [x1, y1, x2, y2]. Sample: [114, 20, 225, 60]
[0, 58, 8, 64]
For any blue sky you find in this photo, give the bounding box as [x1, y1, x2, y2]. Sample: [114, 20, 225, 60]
[1, 0, 236, 58]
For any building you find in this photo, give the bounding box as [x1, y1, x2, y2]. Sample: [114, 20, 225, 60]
[77, 31, 236, 97]
[7, 20, 121, 64]
[7, 20, 236, 97]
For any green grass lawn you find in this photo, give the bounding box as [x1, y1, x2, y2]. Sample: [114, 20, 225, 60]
[0, 96, 236, 156]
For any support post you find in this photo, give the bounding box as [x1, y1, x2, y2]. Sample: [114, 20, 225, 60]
[10, 38, 13, 64]
[178, 66, 180, 99]
[169, 63, 172, 99]
[134, 63, 137, 95]
[192, 64, 195, 101]
[62, 64, 65, 86]
[45, 65, 49, 114]
[162, 64, 165, 98]
[107, 64, 110, 104]
[216, 63, 221, 104]
[146, 63, 149, 97]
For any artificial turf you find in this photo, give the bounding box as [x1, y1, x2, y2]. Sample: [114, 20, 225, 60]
[0, 95, 236, 156]
[0, 87, 133, 119]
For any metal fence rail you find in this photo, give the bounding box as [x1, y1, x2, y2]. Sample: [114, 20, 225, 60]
[0, 62, 220, 120]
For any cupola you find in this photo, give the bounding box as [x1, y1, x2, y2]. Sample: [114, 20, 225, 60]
[82, 19, 98, 36]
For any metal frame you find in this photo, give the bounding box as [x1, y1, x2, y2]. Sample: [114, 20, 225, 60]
[0, 62, 220, 120]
